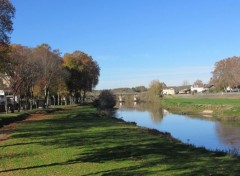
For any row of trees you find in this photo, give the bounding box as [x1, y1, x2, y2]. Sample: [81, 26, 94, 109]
[0, 1, 100, 113]
[1, 44, 100, 112]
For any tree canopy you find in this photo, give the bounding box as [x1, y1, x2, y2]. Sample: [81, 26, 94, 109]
[0, 0, 15, 71]
[63, 51, 100, 103]
[148, 80, 165, 99]
[1, 43, 100, 112]
[211, 56, 240, 90]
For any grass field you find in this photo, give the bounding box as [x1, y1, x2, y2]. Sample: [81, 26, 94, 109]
[0, 105, 240, 175]
[163, 96, 240, 120]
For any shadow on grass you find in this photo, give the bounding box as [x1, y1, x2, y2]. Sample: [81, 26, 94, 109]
[1, 106, 239, 175]
[0, 113, 30, 128]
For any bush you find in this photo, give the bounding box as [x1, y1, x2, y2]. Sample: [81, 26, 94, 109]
[96, 90, 116, 109]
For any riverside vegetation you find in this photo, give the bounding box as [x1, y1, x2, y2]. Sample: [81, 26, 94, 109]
[162, 96, 240, 120]
[0, 105, 240, 176]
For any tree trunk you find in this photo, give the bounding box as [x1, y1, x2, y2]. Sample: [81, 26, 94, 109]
[53, 95, 56, 106]
[83, 90, 86, 103]
[44, 87, 48, 107]
[64, 96, 67, 105]
[18, 95, 21, 112]
[12, 93, 15, 113]
[4, 96, 8, 114]
[58, 92, 60, 106]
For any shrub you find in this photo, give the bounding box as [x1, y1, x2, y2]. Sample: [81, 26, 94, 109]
[96, 90, 116, 109]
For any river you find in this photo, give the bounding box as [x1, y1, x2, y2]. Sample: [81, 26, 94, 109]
[116, 102, 240, 155]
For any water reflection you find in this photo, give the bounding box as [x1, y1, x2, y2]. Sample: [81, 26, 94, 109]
[117, 102, 163, 124]
[117, 102, 240, 154]
[216, 123, 240, 149]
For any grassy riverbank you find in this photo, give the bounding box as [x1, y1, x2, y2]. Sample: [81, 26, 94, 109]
[0, 105, 239, 175]
[0, 112, 31, 128]
[162, 96, 240, 120]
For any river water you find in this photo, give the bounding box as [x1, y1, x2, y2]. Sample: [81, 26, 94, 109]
[116, 102, 240, 154]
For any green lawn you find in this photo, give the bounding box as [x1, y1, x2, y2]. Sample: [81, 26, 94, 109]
[164, 97, 240, 106]
[163, 97, 240, 120]
[0, 106, 239, 175]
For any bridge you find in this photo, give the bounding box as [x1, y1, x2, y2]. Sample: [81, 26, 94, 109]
[87, 92, 141, 102]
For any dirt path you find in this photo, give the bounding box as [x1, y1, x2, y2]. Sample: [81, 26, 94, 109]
[0, 113, 53, 143]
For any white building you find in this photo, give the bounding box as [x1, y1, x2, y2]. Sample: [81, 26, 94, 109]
[190, 85, 207, 93]
[163, 88, 175, 95]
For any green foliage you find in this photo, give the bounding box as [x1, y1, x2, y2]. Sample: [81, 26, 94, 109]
[0, 0, 15, 71]
[0, 0, 15, 45]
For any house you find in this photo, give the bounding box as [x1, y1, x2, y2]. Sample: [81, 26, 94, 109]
[163, 88, 175, 95]
[178, 88, 191, 94]
[191, 85, 206, 93]
[191, 84, 214, 93]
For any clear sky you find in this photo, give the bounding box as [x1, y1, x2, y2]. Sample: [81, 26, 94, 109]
[10, 0, 240, 89]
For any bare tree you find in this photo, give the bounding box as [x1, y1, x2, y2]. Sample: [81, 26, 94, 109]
[193, 80, 204, 87]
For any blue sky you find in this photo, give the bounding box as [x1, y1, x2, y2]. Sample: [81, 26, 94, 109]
[10, 0, 240, 89]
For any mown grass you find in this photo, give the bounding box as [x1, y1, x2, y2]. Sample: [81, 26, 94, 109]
[0, 107, 64, 128]
[163, 97, 240, 120]
[164, 97, 240, 106]
[0, 105, 239, 175]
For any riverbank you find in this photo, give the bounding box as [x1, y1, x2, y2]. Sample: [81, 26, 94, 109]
[0, 105, 239, 175]
[162, 96, 240, 120]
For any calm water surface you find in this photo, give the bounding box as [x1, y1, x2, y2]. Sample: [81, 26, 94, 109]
[116, 102, 240, 154]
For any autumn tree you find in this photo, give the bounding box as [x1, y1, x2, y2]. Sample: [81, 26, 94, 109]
[34, 44, 63, 106]
[80, 54, 100, 102]
[63, 51, 100, 103]
[147, 80, 165, 102]
[4, 45, 42, 112]
[0, 0, 15, 71]
[211, 57, 240, 91]
[48, 67, 69, 106]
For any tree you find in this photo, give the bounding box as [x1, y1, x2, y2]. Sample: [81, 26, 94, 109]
[96, 90, 116, 109]
[0, 0, 15, 71]
[63, 51, 100, 103]
[3, 45, 41, 112]
[147, 80, 164, 101]
[48, 67, 69, 106]
[211, 57, 240, 91]
[34, 44, 63, 106]
[193, 80, 204, 87]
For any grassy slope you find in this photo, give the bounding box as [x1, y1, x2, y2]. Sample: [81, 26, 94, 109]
[0, 112, 31, 128]
[163, 96, 240, 120]
[0, 106, 239, 176]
